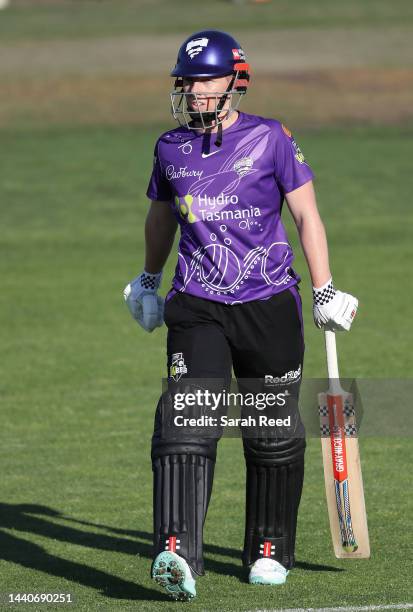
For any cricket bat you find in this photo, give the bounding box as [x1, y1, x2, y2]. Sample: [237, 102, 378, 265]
[318, 330, 370, 559]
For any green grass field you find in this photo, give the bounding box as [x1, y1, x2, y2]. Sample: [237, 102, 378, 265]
[1, 124, 412, 611]
[1, 1, 413, 610]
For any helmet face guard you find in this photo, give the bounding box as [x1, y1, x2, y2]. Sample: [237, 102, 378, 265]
[170, 30, 250, 130]
[170, 68, 247, 130]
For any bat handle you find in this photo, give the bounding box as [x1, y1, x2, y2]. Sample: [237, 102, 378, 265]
[325, 330, 342, 394]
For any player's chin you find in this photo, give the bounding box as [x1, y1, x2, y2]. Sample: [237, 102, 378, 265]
[188, 103, 208, 112]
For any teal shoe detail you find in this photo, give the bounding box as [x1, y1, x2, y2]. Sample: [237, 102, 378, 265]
[152, 551, 196, 601]
[249, 557, 289, 585]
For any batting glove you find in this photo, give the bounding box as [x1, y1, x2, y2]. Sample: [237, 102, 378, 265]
[312, 278, 358, 332]
[123, 271, 164, 333]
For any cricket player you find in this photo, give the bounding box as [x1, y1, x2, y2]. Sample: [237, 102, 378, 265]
[123, 30, 358, 601]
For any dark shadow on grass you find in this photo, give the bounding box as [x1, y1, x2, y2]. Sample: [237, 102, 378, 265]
[0, 503, 148, 556]
[59, 513, 343, 575]
[0, 504, 166, 601]
[295, 560, 343, 572]
[0, 502, 341, 596]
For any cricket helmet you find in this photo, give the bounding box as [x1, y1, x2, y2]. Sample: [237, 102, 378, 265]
[171, 29, 249, 79]
[170, 30, 250, 135]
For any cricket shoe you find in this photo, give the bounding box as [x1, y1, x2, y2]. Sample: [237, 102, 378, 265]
[151, 551, 196, 601]
[249, 557, 289, 585]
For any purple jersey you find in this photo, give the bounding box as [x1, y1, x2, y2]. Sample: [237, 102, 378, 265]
[146, 111, 314, 305]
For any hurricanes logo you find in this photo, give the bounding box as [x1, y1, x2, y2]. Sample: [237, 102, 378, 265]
[186, 38, 209, 59]
[233, 157, 253, 177]
[174, 194, 197, 223]
[170, 353, 188, 382]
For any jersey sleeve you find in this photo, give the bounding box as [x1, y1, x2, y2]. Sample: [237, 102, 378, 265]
[146, 139, 173, 202]
[273, 122, 314, 194]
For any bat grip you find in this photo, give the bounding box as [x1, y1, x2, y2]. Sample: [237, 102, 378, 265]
[325, 330, 342, 394]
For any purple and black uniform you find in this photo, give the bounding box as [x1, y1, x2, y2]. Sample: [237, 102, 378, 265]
[149, 112, 313, 577]
[147, 111, 314, 305]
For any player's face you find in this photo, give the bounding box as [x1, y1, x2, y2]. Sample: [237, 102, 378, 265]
[182, 75, 232, 113]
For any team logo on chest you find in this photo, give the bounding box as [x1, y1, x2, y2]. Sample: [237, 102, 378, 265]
[233, 156, 254, 177]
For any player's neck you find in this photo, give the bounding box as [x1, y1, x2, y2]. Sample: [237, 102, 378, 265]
[194, 110, 239, 134]
[213, 110, 239, 132]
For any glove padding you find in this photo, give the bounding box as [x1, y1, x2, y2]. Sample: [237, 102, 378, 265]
[123, 271, 164, 332]
[313, 280, 358, 331]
